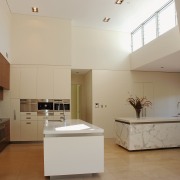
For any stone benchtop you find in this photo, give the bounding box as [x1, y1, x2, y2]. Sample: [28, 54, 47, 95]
[115, 117, 180, 124]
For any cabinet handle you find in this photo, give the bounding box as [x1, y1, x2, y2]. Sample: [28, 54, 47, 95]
[26, 113, 31, 115]
[14, 110, 16, 120]
[26, 117, 31, 119]
[26, 122, 31, 124]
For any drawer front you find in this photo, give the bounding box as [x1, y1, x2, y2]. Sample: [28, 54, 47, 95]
[20, 121, 37, 141]
[20, 112, 37, 116]
[37, 116, 54, 121]
[21, 115, 37, 121]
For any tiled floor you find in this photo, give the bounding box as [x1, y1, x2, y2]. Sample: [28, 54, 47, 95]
[0, 139, 180, 180]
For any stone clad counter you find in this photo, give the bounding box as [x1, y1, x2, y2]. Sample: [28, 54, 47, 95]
[115, 117, 180, 151]
[43, 119, 104, 177]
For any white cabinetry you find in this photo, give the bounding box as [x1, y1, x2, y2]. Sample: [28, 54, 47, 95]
[20, 67, 37, 99]
[10, 67, 20, 99]
[37, 67, 54, 99]
[20, 121, 37, 141]
[37, 121, 45, 141]
[10, 99, 20, 141]
[53, 68, 71, 99]
[20, 112, 37, 141]
[54, 112, 71, 120]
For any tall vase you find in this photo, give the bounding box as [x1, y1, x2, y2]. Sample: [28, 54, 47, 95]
[135, 109, 141, 119]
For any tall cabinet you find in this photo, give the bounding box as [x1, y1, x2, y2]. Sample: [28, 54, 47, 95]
[0, 53, 10, 100]
[10, 65, 71, 141]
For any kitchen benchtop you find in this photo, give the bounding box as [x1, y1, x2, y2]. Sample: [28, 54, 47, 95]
[44, 119, 104, 135]
[0, 118, 10, 124]
[115, 117, 180, 124]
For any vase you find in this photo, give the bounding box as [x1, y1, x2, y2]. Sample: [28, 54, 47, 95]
[135, 109, 141, 118]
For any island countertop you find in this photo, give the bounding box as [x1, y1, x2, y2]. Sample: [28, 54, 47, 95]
[115, 117, 180, 124]
[43, 119, 104, 136]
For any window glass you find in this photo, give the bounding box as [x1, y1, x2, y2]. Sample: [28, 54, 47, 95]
[132, 27, 142, 51]
[158, 1, 176, 35]
[144, 16, 157, 45]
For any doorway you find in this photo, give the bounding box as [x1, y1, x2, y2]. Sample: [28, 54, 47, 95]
[71, 84, 80, 119]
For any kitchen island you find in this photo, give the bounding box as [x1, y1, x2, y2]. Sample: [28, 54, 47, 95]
[43, 119, 104, 178]
[115, 117, 180, 151]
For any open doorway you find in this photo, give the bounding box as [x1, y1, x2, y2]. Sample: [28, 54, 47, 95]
[71, 84, 80, 119]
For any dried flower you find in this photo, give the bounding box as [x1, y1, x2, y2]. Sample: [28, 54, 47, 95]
[127, 95, 152, 110]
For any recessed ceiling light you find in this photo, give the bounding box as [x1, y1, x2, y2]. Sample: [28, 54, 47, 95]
[32, 7, 39, 13]
[115, 0, 124, 4]
[103, 17, 111, 22]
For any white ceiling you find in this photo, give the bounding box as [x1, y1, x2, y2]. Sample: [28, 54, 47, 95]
[6, 0, 170, 32]
[6, 0, 180, 73]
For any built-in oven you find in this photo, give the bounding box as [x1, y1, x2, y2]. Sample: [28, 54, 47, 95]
[20, 99, 37, 112]
[54, 99, 70, 112]
[0, 122, 6, 152]
[38, 99, 54, 111]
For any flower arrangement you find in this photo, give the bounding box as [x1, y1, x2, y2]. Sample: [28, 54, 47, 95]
[127, 95, 152, 118]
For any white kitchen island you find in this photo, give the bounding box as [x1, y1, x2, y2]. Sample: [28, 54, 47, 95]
[115, 117, 180, 151]
[43, 119, 104, 178]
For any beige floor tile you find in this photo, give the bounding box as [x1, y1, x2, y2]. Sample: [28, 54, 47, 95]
[0, 139, 180, 180]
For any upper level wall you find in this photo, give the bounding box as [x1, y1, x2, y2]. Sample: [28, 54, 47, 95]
[11, 14, 71, 66]
[0, 0, 11, 63]
[130, 26, 180, 70]
[71, 27, 131, 70]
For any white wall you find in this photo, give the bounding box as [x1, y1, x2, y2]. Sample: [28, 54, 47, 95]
[71, 27, 131, 70]
[0, 0, 11, 62]
[130, 26, 180, 69]
[92, 70, 180, 138]
[11, 14, 71, 65]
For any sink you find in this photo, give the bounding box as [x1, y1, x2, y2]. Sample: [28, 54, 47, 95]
[55, 124, 90, 131]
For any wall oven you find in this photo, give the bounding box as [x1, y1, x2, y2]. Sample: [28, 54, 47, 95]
[20, 99, 37, 112]
[38, 99, 54, 111]
[54, 99, 70, 112]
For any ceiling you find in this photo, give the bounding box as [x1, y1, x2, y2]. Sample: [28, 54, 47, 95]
[6, 0, 179, 73]
[6, 0, 170, 33]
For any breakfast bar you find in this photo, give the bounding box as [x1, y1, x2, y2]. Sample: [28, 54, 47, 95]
[43, 119, 104, 177]
[115, 117, 180, 151]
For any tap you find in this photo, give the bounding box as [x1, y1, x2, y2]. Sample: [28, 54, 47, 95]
[177, 102, 180, 115]
[60, 100, 66, 122]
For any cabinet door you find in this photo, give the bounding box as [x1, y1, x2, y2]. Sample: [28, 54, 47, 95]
[10, 67, 20, 99]
[10, 99, 21, 141]
[20, 121, 37, 141]
[0, 55, 3, 86]
[20, 67, 37, 98]
[2, 59, 10, 90]
[53, 68, 71, 99]
[37, 121, 44, 141]
[37, 67, 53, 99]
[0, 53, 10, 89]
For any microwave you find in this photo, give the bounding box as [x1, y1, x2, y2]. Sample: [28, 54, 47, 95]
[38, 99, 53, 111]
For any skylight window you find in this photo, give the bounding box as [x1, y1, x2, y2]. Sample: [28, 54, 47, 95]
[131, 0, 176, 52]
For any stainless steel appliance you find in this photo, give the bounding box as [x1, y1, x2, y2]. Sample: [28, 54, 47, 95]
[20, 99, 37, 112]
[53, 99, 70, 112]
[38, 99, 54, 111]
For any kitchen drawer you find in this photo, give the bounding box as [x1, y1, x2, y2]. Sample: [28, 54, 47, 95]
[20, 120, 37, 141]
[54, 112, 71, 116]
[37, 116, 54, 121]
[21, 115, 37, 121]
[20, 112, 37, 116]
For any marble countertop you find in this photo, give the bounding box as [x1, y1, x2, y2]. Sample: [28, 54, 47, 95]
[115, 117, 180, 124]
[43, 119, 104, 135]
[0, 118, 10, 124]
